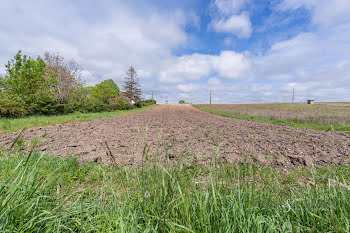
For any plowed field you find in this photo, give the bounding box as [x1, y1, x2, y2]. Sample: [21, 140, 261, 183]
[1, 104, 349, 169]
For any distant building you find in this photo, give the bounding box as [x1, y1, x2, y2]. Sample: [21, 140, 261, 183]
[307, 100, 315, 104]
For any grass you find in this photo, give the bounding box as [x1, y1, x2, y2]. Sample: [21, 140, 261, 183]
[0, 105, 157, 134]
[194, 103, 350, 132]
[0, 148, 349, 232]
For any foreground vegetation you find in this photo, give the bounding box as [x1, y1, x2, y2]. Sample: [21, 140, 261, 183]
[0, 148, 349, 232]
[0, 105, 156, 133]
[194, 103, 350, 131]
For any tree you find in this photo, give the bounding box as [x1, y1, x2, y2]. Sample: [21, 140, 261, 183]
[122, 66, 142, 102]
[3, 50, 56, 113]
[100, 79, 120, 95]
[90, 84, 117, 104]
[43, 51, 82, 104]
[0, 75, 5, 92]
[179, 100, 186, 104]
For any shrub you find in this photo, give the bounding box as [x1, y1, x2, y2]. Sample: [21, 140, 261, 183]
[64, 87, 112, 113]
[63, 97, 108, 113]
[143, 99, 156, 105]
[179, 100, 185, 104]
[108, 104, 120, 111]
[134, 102, 142, 108]
[116, 96, 130, 110]
[0, 97, 27, 117]
[134, 99, 156, 108]
[28, 97, 62, 115]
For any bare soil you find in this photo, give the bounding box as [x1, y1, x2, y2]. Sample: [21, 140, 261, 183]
[0, 105, 349, 169]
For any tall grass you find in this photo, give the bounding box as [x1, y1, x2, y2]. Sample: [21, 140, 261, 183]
[0, 149, 349, 232]
[194, 104, 350, 131]
[0, 105, 157, 133]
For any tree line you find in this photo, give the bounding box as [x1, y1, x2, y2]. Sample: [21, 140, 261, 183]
[0, 51, 155, 117]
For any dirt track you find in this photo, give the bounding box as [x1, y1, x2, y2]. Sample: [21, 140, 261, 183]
[0, 104, 349, 169]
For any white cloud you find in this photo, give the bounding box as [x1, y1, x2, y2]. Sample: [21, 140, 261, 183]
[137, 69, 152, 78]
[210, 13, 252, 38]
[159, 50, 251, 83]
[212, 50, 251, 79]
[159, 54, 213, 83]
[177, 83, 201, 92]
[207, 78, 225, 90]
[214, 0, 248, 15]
[250, 18, 350, 102]
[249, 84, 272, 92]
[204, 0, 350, 103]
[210, 0, 252, 38]
[201, 0, 350, 104]
[253, 33, 320, 76]
[205, 77, 238, 91]
[0, 0, 188, 86]
[278, 0, 350, 27]
[1, 0, 349, 104]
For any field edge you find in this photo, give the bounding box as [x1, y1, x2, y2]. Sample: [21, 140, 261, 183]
[193, 104, 350, 132]
[0, 104, 158, 134]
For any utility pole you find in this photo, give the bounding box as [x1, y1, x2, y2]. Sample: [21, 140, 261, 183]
[152, 90, 154, 101]
[292, 88, 295, 103]
[210, 89, 212, 104]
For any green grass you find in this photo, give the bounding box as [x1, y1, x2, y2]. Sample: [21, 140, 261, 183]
[0, 105, 157, 133]
[194, 105, 350, 132]
[0, 149, 349, 232]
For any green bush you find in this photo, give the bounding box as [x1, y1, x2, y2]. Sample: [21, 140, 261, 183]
[134, 101, 142, 108]
[108, 104, 120, 111]
[29, 97, 62, 115]
[143, 101, 156, 106]
[116, 97, 130, 110]
[63, 87, 112, 113]
[143, 99, 156, 104]
[0, 97, 27, 117]
[134, 99, 156, 108]
[65, 99, 112, 113]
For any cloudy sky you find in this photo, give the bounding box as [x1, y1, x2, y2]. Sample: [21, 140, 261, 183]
[1, 0, 350, 103]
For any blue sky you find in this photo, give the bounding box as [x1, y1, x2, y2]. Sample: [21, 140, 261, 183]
[1, 0, 350, 103]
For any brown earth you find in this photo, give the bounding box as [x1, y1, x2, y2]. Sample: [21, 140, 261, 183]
[0, 104, 349, 169]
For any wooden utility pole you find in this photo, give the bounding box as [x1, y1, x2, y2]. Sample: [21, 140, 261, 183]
[292, 88, 295, 103]
[210, 89, 212, 104]
[152, 90, 154, 101]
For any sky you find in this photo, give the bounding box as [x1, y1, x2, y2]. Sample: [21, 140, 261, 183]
[1, 0, 350, 103]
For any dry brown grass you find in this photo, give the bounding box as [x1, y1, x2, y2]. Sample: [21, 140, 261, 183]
[196, 103, 350, 125]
